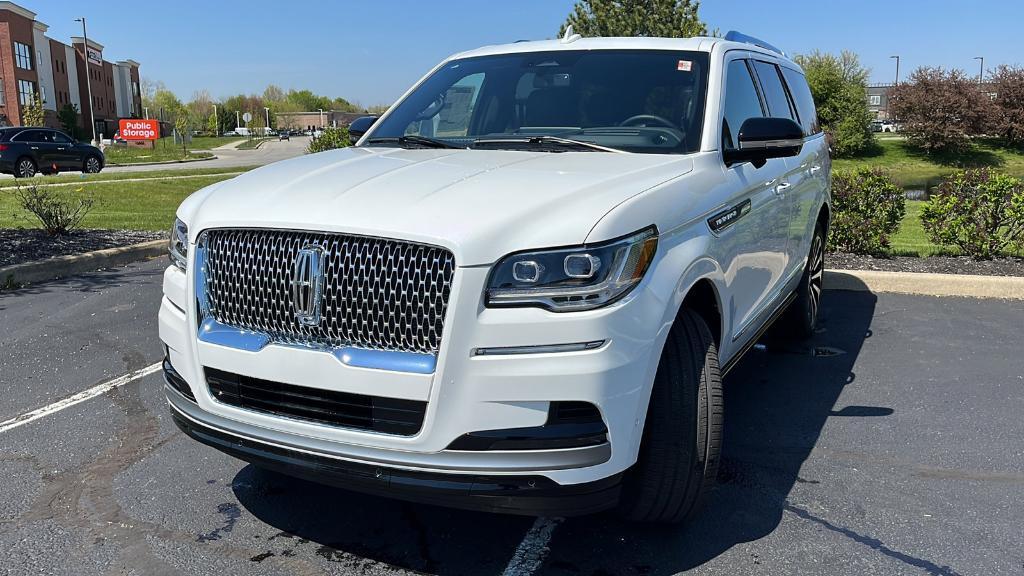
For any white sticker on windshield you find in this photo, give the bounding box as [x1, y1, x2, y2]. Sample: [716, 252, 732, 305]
[677, 60, 692, 72]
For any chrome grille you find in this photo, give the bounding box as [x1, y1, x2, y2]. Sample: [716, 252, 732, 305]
[201, 229, 455, 354]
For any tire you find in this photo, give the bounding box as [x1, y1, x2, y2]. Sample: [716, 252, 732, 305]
[778, 222, 825, 340]
[14, 157, 36, 179]
[83, 155, 102, 174]
[617, 309, 723, 524]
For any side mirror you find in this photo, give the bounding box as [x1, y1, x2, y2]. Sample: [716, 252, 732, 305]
[724, 117, 804, 168]
[348, 116, 379, 143]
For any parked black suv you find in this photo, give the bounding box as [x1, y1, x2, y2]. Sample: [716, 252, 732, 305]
[0, 127, 104, 178]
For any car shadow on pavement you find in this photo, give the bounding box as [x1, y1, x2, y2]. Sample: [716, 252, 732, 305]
[537, 287, 885, 575]
[0, 261, 164, 312]
[230, 286, 891, 575]
[231, 464, 538, 574]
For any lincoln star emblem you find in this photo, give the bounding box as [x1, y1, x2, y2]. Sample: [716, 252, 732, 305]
[291, 245, 326, 326]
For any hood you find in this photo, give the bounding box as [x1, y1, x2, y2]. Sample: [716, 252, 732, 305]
[185, 147, 693, 265]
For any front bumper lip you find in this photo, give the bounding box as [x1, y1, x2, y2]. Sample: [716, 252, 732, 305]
[169, 385, 620, 517]
[167, 383, 610, 473]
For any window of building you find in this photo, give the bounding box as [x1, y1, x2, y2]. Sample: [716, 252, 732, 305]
[869, 95, 882, 106]
[18, 79, 35, 106]
[14, 42, 32, 70]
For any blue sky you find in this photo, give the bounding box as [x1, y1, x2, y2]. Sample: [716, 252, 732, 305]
[33, 1, 1024, 106]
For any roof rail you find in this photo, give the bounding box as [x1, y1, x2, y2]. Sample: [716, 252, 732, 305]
[723, 31, 785, 57]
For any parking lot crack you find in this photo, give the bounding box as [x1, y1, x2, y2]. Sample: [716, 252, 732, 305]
[784, 502, 963, 576]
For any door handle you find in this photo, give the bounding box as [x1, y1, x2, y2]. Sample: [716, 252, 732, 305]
[30, 146, 39, 150]
[809, 165, 822, 174]
[774, 182, 791, 196]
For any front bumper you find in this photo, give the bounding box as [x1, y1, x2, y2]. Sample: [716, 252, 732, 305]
[160, 254, 669, 488]
[168, 382, 621, 516]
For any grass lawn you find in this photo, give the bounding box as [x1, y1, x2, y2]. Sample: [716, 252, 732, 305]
[104, 143, 213, 165]
[0, 165, 257, 189]
[155, 136, 244, 150]
[889, 200, 948, 257]
[0, 175, 235, 231]
[834, 138, 1024, 190]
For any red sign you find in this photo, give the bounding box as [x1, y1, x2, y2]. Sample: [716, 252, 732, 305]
[119, 119, 159, 140]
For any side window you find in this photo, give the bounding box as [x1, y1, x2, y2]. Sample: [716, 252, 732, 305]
[722, 59, 764, 150]
[781, 67, 820, 135]
[52, 132, 72, 144]
[752, 61, 795, 121]
[12, 130, 39, 142]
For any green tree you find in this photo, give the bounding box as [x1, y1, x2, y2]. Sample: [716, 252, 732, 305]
[21, 91, 45, 126]
[152, 88, 185, 123]
[174, 115, 190, 153]
[57, 103, 80, 138]
[559, 0, 708, 38]
[207, 110, 218, 135]
[793, 50, 874, 157]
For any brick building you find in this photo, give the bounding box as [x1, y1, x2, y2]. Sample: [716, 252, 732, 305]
[0, 1, 142, 138]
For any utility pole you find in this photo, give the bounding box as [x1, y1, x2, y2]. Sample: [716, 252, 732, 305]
[973, 56, 984, 84]
[75, 17, 97, 145]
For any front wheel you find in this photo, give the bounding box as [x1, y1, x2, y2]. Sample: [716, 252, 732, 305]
[617, 309, 723, 524]
[83, 155, 102, 174]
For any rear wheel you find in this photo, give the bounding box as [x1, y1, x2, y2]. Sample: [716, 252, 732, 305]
[84, 155, 102, 174]
[14, 157, 36, 178]
[777, 223, 825, 340]
[617, 309, 723, 524]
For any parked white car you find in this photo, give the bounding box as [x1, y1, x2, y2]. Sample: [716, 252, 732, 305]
[161, 30, 830, 523]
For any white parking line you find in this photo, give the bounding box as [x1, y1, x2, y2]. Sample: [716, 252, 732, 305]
[501, 517, 563, 576]
[0, 362, 161, 434]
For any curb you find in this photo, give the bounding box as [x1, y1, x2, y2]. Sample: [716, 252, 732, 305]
[106, 156, 216, 168]
[825, 269, 1024, 300]
[0, 239, 165, 288]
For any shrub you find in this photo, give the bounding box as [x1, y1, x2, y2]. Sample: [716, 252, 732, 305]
[921, 169, 1024, 259]
[828, 168, 905, 254]
[16, 185, 94, 236]
[306, 126, 351, 153]
[889, 67, 992, 154]
[792, 50, 874, 158]
[988, 65, 1024, 148]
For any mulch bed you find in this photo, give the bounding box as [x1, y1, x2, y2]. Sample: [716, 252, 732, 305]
[828, 252, 1024, 277]
[0, 229, 165, 268]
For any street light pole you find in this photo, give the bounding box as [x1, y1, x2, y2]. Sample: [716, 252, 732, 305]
[973, 56, 984, 84]
[213, 104, 218, 136]
[235, 110, 240, 129]
[264, 106, 270, 132]
[889, 55, 900, 85]
[75, 17, 97, 145]
[318, 108, 324, 128]
[143, 106, 148, 120]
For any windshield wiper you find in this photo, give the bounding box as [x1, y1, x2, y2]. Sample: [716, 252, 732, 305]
[473, 135, 625, 153]
[365, 135, 464, 149]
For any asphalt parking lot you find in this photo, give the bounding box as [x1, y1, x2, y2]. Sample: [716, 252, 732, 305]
[1, 258, 1022, 575]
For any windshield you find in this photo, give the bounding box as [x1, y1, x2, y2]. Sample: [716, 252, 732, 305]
[367, 50, 709, 154]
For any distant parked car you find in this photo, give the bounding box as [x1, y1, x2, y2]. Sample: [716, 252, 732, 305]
[870, 121, 883, 133]
[0, 127, 104, 177]
[222, 130, 239, 137]
[880, 120, 897, 133]
[279, 130, 290, 141]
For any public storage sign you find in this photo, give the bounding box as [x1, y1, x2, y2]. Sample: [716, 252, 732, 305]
[119, 119, 159, 140]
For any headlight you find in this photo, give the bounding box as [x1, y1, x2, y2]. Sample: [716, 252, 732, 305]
[169, 218, 188, 271]
[486, 226, 658, 311]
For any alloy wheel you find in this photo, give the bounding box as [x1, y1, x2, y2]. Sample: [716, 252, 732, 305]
[808, 233, 824, 326]
[18, 159, 35, 178]
[85, 157, 101, 173]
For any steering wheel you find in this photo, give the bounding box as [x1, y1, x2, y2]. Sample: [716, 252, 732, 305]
[619, 114, 678, 129]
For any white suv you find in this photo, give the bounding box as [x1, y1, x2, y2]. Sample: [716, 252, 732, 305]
[161, 31, 830, 523]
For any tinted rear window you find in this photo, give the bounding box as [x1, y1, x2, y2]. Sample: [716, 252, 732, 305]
[752, 61, 795, 121]
[780, 67, 820, 135]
